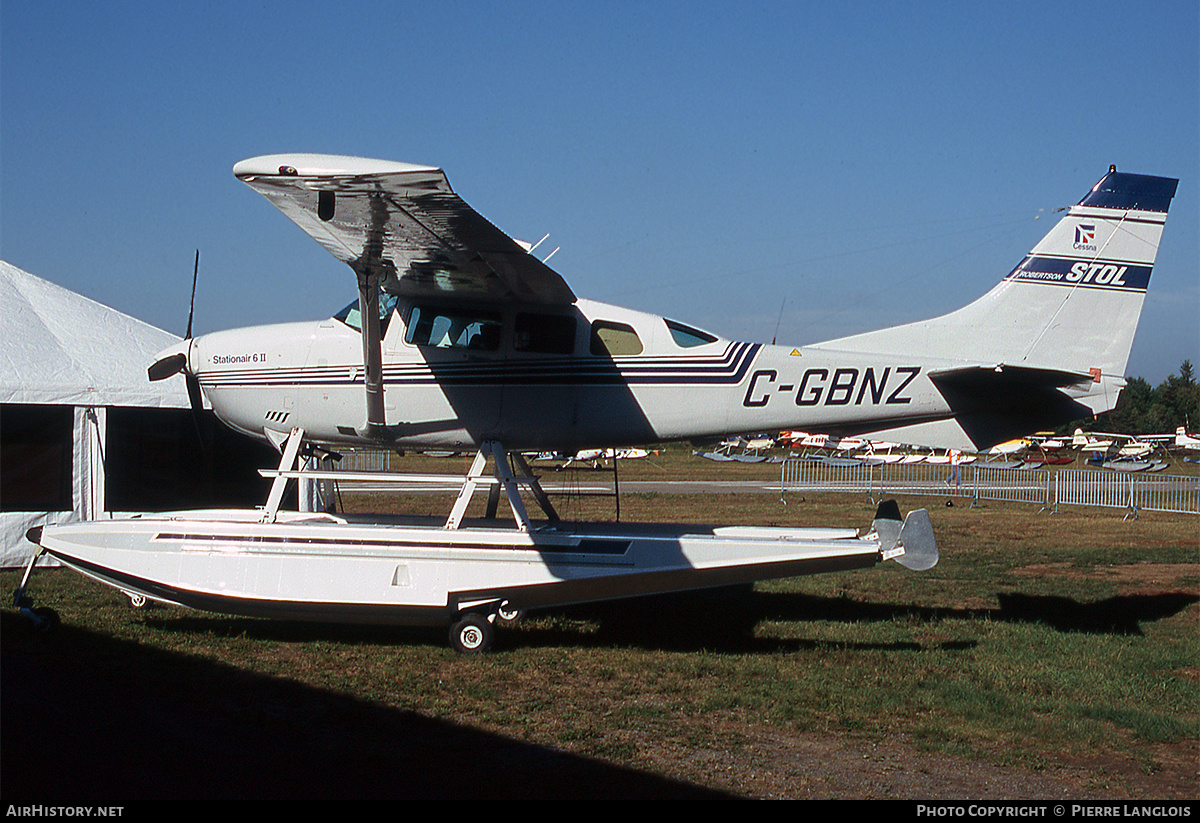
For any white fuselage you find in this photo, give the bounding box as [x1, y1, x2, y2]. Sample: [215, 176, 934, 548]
[180, 296, 958, 452]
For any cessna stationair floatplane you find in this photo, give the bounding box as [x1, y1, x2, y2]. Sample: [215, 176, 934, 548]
[20, 155, 1177, 652]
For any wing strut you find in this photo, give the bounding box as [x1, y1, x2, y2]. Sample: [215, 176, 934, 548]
[355, 192, 393, 439]
[356, 267, 386, 438]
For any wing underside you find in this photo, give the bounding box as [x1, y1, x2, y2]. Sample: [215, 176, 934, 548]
[233, 154, 575, 306]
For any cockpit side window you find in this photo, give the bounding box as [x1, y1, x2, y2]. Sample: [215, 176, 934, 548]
[334, 293, 401, 335]
[405, 306, 503, 351]
[665, 318, 718, 348]
[590, 320, 643, 356]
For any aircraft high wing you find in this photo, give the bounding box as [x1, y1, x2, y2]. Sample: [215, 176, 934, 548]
[231, 154, 575, 305]
[228, 155, 575, 440]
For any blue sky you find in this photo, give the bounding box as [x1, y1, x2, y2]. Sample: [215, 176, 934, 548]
[3, 1, 1196, 384]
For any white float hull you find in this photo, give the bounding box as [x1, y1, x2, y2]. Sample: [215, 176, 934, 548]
[35, 511, 893, 626]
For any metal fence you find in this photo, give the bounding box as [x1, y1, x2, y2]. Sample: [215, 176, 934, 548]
[780, 457, 884, 497]
[1051, 468, 1132, 511]
[781, 458, 1198, 516]
[1054, 469, 1200, 517]
[780, 458, 1052, 507]
[335, 448, 399, 472]
[327, 449, 1197, 516]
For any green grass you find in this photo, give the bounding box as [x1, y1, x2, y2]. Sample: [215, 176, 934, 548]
[3, 459, 1197, 798]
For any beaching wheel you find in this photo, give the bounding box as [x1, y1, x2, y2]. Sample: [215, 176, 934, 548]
[450, 613, 493, 654]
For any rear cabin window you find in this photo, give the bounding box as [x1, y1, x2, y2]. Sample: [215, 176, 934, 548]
[665, 319, 718, 348]
[405, 306, 502, 351]
[515, 313, 576, 354]
[590, 321, 643, 356]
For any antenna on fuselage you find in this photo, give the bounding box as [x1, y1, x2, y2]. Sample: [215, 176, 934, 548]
[772, 298, 786, 346]
[517, 233, 560, 264]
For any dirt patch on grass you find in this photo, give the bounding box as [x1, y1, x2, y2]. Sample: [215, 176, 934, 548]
[635, 721, 1198, 799]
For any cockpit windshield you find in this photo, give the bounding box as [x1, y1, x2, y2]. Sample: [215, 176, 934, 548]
[334, 293, 401, 334]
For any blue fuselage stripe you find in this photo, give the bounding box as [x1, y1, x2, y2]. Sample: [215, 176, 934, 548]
[200, 342, 763, 389]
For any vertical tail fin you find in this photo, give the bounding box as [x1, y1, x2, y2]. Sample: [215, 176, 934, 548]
[815, 167, 1179, 378]
[1002, 168, 1178, 376]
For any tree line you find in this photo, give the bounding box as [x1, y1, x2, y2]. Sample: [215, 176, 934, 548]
[1075, 360, 1199, 436]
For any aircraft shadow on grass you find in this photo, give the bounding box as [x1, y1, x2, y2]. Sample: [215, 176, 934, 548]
[750, 589, 1199, 639]
[0, 610, 732, 801]
[126, 582, 1197, 655]
[557, 587, 1199, 651]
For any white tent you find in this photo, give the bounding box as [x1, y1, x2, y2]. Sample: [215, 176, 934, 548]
[2, 261, 316, 569]
[1, 261, 186, 409]
[1, 260, 188, 566]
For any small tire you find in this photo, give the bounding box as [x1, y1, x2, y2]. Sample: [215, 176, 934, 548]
[450, 613, 493, 654]
[496, 601, 525, 628]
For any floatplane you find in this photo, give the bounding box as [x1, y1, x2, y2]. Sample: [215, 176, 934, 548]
[1073, 428, 1175, 471]
[19, 156, 1177, 652]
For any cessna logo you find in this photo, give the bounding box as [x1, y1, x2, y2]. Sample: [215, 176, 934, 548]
[742, 366, 920, 408]
[1074, 224, 1097, 251]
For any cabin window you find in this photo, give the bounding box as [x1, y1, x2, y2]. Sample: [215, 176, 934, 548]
[515, 313, 576, 354]
[665, 319, 718, 348]
[334, 293, 401, 335]
[590, 320, 643, 356]
[405, 306, 502, 351]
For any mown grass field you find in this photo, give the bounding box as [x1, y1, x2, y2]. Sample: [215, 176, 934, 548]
[2, 450, 1197, 800]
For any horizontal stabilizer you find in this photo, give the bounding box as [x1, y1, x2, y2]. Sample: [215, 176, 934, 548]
[929, 364, 1096, 390]
[927, 365, 1096, 449]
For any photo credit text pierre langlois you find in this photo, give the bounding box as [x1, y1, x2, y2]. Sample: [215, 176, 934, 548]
[916, 807, 1193, 819]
